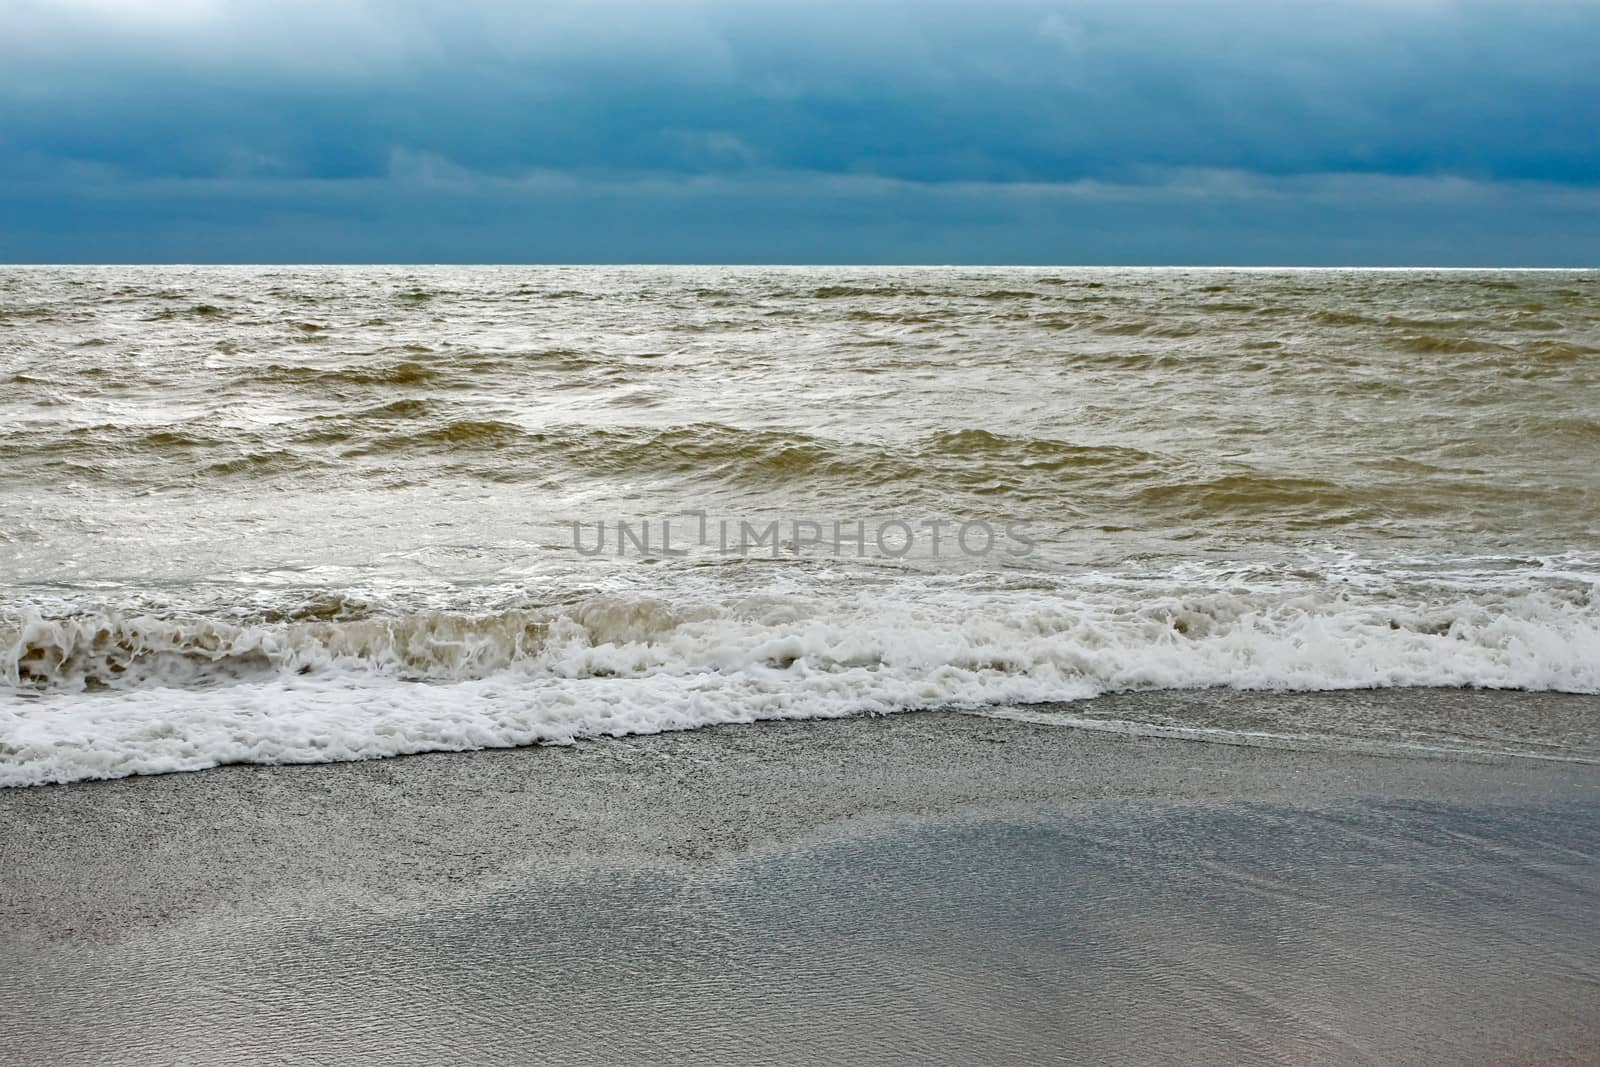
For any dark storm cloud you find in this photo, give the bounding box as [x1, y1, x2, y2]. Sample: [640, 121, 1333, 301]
[1, 0, 1596, 262]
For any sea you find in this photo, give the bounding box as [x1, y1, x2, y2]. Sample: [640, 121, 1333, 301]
[2, 266, 1597, 786]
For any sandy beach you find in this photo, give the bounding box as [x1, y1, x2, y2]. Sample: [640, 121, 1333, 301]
[5, 690, 1599, 1065]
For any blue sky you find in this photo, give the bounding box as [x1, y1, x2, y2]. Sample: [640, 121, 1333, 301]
[2, 0, 1597, 264]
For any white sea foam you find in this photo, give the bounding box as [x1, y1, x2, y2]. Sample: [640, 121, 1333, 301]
[5, 566, 1598, 786]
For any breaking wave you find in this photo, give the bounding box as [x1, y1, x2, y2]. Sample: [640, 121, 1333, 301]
[5, 563, 1598, 786]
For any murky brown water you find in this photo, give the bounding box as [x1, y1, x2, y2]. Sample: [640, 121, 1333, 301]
[3, 267, 1598, 785]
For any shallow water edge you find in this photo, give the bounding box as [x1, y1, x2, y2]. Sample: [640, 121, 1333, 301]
[4, 691, 1599, 1064]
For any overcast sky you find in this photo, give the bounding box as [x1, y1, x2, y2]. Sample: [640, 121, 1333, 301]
[2, 0, 1597, 264]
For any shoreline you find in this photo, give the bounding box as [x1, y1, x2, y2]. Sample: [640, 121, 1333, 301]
[5, 689, 1598, 936]
[7, 684, 1600, 791]
[5, 689, 1600, 1064]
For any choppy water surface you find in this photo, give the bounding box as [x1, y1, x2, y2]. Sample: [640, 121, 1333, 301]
[2, 267, 1598, 784]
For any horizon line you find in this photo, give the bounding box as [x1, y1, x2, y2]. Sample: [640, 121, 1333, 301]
[1, 263, 1595, 271]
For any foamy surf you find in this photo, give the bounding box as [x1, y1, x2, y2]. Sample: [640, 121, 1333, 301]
[4, 266, 1599, 786]
[5, 561, 1598, 786]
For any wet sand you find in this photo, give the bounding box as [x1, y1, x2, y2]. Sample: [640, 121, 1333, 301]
[4, 691, 1600, 1064]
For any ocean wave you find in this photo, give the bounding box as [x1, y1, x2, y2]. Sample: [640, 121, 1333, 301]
[1135, 473, 1375, 521]
[2, 412, 1580, 518]
[244, 360, 446, 387]
[4, 605, 558, 690]
[4, 571, 1598, 786]
[927, 429, 1163, 472]
[809, 285, 935, 299]
[1394, 334, 1507, 355]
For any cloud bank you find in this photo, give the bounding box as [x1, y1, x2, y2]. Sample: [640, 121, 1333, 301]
[3, 0, 1597, 263]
